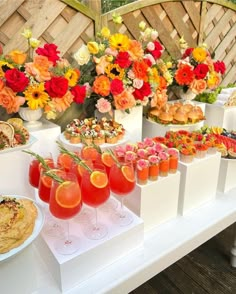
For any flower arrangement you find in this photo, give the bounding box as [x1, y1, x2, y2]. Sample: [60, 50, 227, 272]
[0, 29, 83, 120]
[170, 37, 226, 96]
[73, 15, 172, 116]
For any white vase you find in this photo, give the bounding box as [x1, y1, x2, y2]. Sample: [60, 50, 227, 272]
[95, 105, 143, 143]
[18, 107, 43, 129]
[176, 88, 196, 103]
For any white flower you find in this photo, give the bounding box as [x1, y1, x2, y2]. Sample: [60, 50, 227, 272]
[74, 44, 90, 66]
[133, 79, 143, 89]
[151, 30, 158, 40]
[147, 42, 155, 51]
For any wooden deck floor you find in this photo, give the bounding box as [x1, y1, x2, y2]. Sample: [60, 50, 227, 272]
[130, 223, 236, 294]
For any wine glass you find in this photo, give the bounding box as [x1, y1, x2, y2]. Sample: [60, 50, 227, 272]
[109, 161, 136, 226]
[28, 157, 41, 188]
[70, 160, 95, 223]
[81, 164, 110, 240]
[38, 168, 66, 237]
[49, 171, 83, 255]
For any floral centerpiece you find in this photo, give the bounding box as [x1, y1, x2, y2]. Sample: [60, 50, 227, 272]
[170, 37, 226, 100]
[0, 29, 83, 120]
[73, 14, 172, 116]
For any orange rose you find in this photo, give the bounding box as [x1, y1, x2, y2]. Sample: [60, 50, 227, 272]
[7, 50, 27, 65]
[93, 75, 110, 96]
[94, 56, 110, 75]
[190, 79, 207, 94]
[128, 40, 144, 61]
[0, 86, 25, 113]
[113, 89, 136, 110]
[25, 55, 52, 82]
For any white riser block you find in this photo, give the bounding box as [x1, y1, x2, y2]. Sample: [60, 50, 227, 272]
[125, 172, 180, 232]
[178, 152, 221, 215]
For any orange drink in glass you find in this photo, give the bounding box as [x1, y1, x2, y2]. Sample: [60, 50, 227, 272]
[81, 164, 110, 240]
[49, 171, 82, 255]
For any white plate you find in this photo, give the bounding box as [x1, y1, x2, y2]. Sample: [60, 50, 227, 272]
[0, 195, 44, 262]
[59, 131, 130, 150]
[0, 135, 37, 154]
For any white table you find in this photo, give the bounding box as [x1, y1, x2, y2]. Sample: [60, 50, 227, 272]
[27, 188, 236, 294]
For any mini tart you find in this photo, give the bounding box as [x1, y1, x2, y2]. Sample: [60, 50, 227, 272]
[69, 133, 81, 144]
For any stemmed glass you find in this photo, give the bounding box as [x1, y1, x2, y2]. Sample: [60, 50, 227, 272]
[81, 163, 110, 240]
[38, 168, 66, 237]
[109, 161, 136, 226]
[48, 171, 83, 255]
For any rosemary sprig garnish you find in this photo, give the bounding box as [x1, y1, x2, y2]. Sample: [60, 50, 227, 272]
[106, 148, 121, 168]
[56, 141, 93, 173]
[44, 170, 64, 184]
[22, 149, 51, 171]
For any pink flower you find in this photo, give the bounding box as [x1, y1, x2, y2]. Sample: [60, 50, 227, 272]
[95, 97, 112, 113]
[146, 146, 156, 155]
[154, 143, 165, 153]
[125, 143, 137, 152]
[158, 151, 169, 161]
[137, 148, 148, 158]
[137, 141, 145, 149]
[143, 137, 154, 147]
[167, 148, 179, 157]
[137, 159, 149, 170]
[148, 155, 159, 165]
[125, 151, 137, 162]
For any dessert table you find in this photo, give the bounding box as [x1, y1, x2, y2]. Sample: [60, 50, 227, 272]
[1, 187, 235, 294]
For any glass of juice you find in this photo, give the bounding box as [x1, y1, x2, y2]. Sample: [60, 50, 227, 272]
[109, 161, 136, 226]
[49, 171, 82, 255]
[81, 164, 110, 240]
[28, 158, 40, 188]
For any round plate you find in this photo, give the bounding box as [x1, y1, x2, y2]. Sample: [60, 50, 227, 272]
[0, 195, 44, 262]
[59, 131, 130, 150]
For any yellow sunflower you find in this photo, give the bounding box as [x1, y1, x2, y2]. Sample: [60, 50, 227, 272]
[0, 61, 14, 77]
[24, 82, 49, 109]
[105, 63, 125, 80]
[192, 47, 207, 63]
[109, 33, 130, 51]
[65, 69, 80, 87]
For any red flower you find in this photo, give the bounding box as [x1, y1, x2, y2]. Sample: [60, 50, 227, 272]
[214, 61, 226, 75]
[110, 79, 124, 95]
[193, 64, 209, 79]
[5, 68, 29, 92]
[146, 41, 163, 59]
[45, 76, 68, 98]
[115, 52, 132, 68]
[36, 44, 60, 66]
[175, 63, 195, 85]
[133, 81, 151, 100]
[182, 48, 194, 58]
[71, 85, 86, 104]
